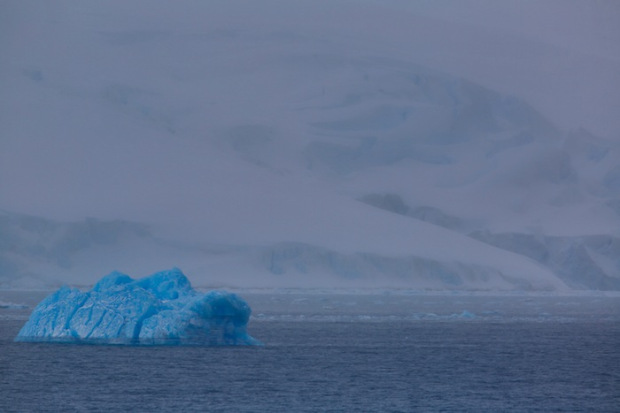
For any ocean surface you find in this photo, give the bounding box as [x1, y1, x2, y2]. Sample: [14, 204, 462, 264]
[1, 291, 619, 412]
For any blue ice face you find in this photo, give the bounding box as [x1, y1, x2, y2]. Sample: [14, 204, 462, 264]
[15, 268, 260, 346]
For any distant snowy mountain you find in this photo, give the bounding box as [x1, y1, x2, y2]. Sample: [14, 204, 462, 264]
[1, 2, 618, 290]
[0, 210, 570, 291]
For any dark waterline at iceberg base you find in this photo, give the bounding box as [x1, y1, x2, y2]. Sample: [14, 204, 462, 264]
[2, 292, 619, 412]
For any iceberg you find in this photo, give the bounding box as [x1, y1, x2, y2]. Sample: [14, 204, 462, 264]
[15, 268, 261, 346]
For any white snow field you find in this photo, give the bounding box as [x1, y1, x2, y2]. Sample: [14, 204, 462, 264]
[1, 1, 618, 290]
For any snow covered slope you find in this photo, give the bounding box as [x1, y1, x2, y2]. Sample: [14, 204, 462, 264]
[1, 2, 618, 290]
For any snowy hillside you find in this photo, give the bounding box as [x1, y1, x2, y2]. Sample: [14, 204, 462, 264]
[1, 2, 618, 290]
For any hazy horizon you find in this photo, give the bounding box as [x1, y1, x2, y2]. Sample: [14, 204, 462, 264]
[1, 0, 619, 290]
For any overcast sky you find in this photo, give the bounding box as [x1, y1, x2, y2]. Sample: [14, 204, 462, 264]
[1, 0, 619, 223]
[1, 0, 619, 288]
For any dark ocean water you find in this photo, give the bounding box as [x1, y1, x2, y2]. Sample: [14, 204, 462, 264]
[1, 292, 619, 412]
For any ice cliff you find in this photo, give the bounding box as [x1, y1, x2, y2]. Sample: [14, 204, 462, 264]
[15, 269, 260, 346]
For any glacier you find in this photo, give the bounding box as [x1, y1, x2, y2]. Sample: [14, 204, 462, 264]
[15, 269, 260, 346]
[1, 2, 619, 292]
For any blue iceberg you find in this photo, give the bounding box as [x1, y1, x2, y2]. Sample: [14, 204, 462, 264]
[15, 268, 261, 346]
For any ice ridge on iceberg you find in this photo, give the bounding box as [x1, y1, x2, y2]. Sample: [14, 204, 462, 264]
[15, 268, 260, 346]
